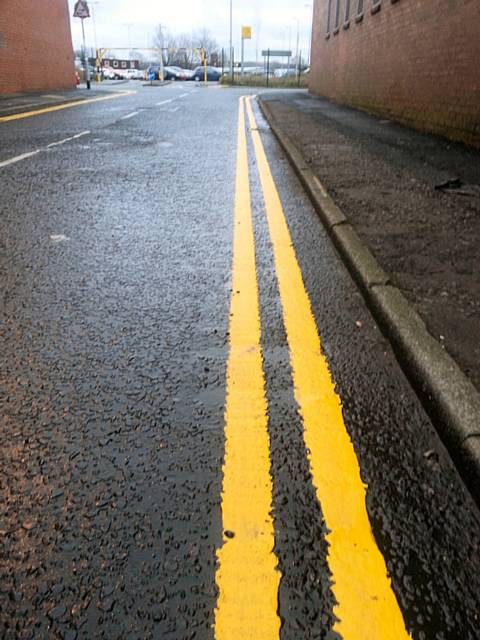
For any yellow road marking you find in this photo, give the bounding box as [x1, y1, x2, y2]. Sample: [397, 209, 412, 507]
[246, 97, 410, 640]
[214, 97, 281, 640]
[0, 91, 136, 123]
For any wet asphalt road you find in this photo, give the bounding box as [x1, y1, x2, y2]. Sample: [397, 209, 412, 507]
[1, 83, 479, 640]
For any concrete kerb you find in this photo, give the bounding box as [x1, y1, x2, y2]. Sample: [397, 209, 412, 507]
[257, 97, 480, 504]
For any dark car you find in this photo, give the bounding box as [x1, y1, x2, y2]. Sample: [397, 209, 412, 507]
[191, 66, 222, 82]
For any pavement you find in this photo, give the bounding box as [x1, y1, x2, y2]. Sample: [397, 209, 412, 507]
[0, 82, 480, 639]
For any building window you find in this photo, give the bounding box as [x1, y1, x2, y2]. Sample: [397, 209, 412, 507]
[356, 0, 364, 21]
[345, 0, 351, 21]
[327, 0, 332, 35]
[334, 0, 341, 31]
[372, 0, 381, 13]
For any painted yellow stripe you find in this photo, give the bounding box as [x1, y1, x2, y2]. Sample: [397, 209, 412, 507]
[0, 91, 136, 123]
[245, 97, 410, 640]
[214, 97, 281, 640]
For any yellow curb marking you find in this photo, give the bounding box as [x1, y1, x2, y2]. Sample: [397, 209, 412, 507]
[246, 96, 411, 640]
[214, 97, 281, 640]
[0, 91, 136, 123]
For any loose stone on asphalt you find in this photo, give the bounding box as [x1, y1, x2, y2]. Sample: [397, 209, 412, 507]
[0, 83, 479, 640]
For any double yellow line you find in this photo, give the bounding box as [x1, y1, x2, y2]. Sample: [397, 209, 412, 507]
[214, 97, 411, 640]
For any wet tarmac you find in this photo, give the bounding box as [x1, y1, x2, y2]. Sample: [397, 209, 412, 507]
[1, 83, 479, 639]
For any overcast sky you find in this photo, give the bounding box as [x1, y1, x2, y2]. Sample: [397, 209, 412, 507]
[67, 0, 314, 62]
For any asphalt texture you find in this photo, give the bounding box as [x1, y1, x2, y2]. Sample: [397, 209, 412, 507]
[1, 82, 480, 640]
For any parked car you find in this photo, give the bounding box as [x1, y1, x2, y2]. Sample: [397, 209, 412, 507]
[101, 67, 116, 80]
[191, 66, 222, 82]
[125, 68, 144, 80]
[164, 66, 185, 81]
[181, 68, 194, 80]
[167, 66, 195, 80]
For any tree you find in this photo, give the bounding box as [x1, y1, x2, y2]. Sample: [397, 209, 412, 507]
[173, 33, 195, 68]
[151, 26, 221, 69]
[153, 25, 178, 65]
[193, 28, 220, 61]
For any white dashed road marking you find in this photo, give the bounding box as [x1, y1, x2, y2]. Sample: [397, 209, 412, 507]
[0, 150, 41, 168]
[46, 131, 91, 148]
[120, 111, 140, 120]
[0, 131, 92, 170]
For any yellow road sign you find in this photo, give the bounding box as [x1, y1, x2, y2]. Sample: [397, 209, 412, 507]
[241, 26, 252, 39]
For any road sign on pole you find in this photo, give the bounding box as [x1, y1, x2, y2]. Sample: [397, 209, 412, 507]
[241, 26, 252, 77]
[73, 0, 90, 18]
[262, 50, 292, 58]
[74, 1, 91, 89]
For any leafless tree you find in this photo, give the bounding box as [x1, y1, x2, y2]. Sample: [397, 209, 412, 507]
[152, 26, 221, 68]
[193, 28, 220, 59]
[153, 25, 178, 65]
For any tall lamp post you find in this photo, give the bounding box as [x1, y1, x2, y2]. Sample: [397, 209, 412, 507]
[90, 1, 100, 81]
[305, 3, 313, 65]
[229, 0, 233, 82]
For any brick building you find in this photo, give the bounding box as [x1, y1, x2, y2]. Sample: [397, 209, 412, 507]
[0, 0, 75, 95]
[310, 0, 480, 146]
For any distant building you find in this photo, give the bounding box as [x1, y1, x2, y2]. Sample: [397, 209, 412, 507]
[0, 0, 75, 94]
[310, 0, 480, 146]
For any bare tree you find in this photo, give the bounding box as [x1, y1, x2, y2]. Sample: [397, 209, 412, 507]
[153, 25, 178, 65]
[193, 28, 220, 61]
[171, 33, 195, 68]
[151, 26, 220, 69]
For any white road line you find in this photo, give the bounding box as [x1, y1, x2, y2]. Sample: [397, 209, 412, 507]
[169, 107, 180, 113]
[178, 93, 189, 99]
[0, 130, 92, 170]
[46, 130, 91, 148]
[0, 150, 41, 168]
[156, 99, 174, 106]
[120, 111, 140, 120]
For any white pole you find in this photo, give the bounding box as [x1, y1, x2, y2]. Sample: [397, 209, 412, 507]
[295, 18, 300, 71]
[229, 0, 233, 81]
[158, 24, 165, 81]
[81, 18, 91, 89]
[241, 37, 244, 76]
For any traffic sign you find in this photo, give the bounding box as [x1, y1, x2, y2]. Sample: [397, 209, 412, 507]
[262, 50, 292, 57]
[73, 0, 90, 18]
[242, 26, 252, 40]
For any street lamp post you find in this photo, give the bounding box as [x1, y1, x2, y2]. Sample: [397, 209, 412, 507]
[123, 22, 133, 53]
[81, 18, 91, 89]
[90, 1, 100, 81]
[229, 0, 233, 82]
[305, 3, 314, 65]
[295, 17, 300, 74]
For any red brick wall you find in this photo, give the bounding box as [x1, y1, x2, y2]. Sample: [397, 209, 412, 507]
[0, 0, 75, 94]
[310, 0, 480, 146]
